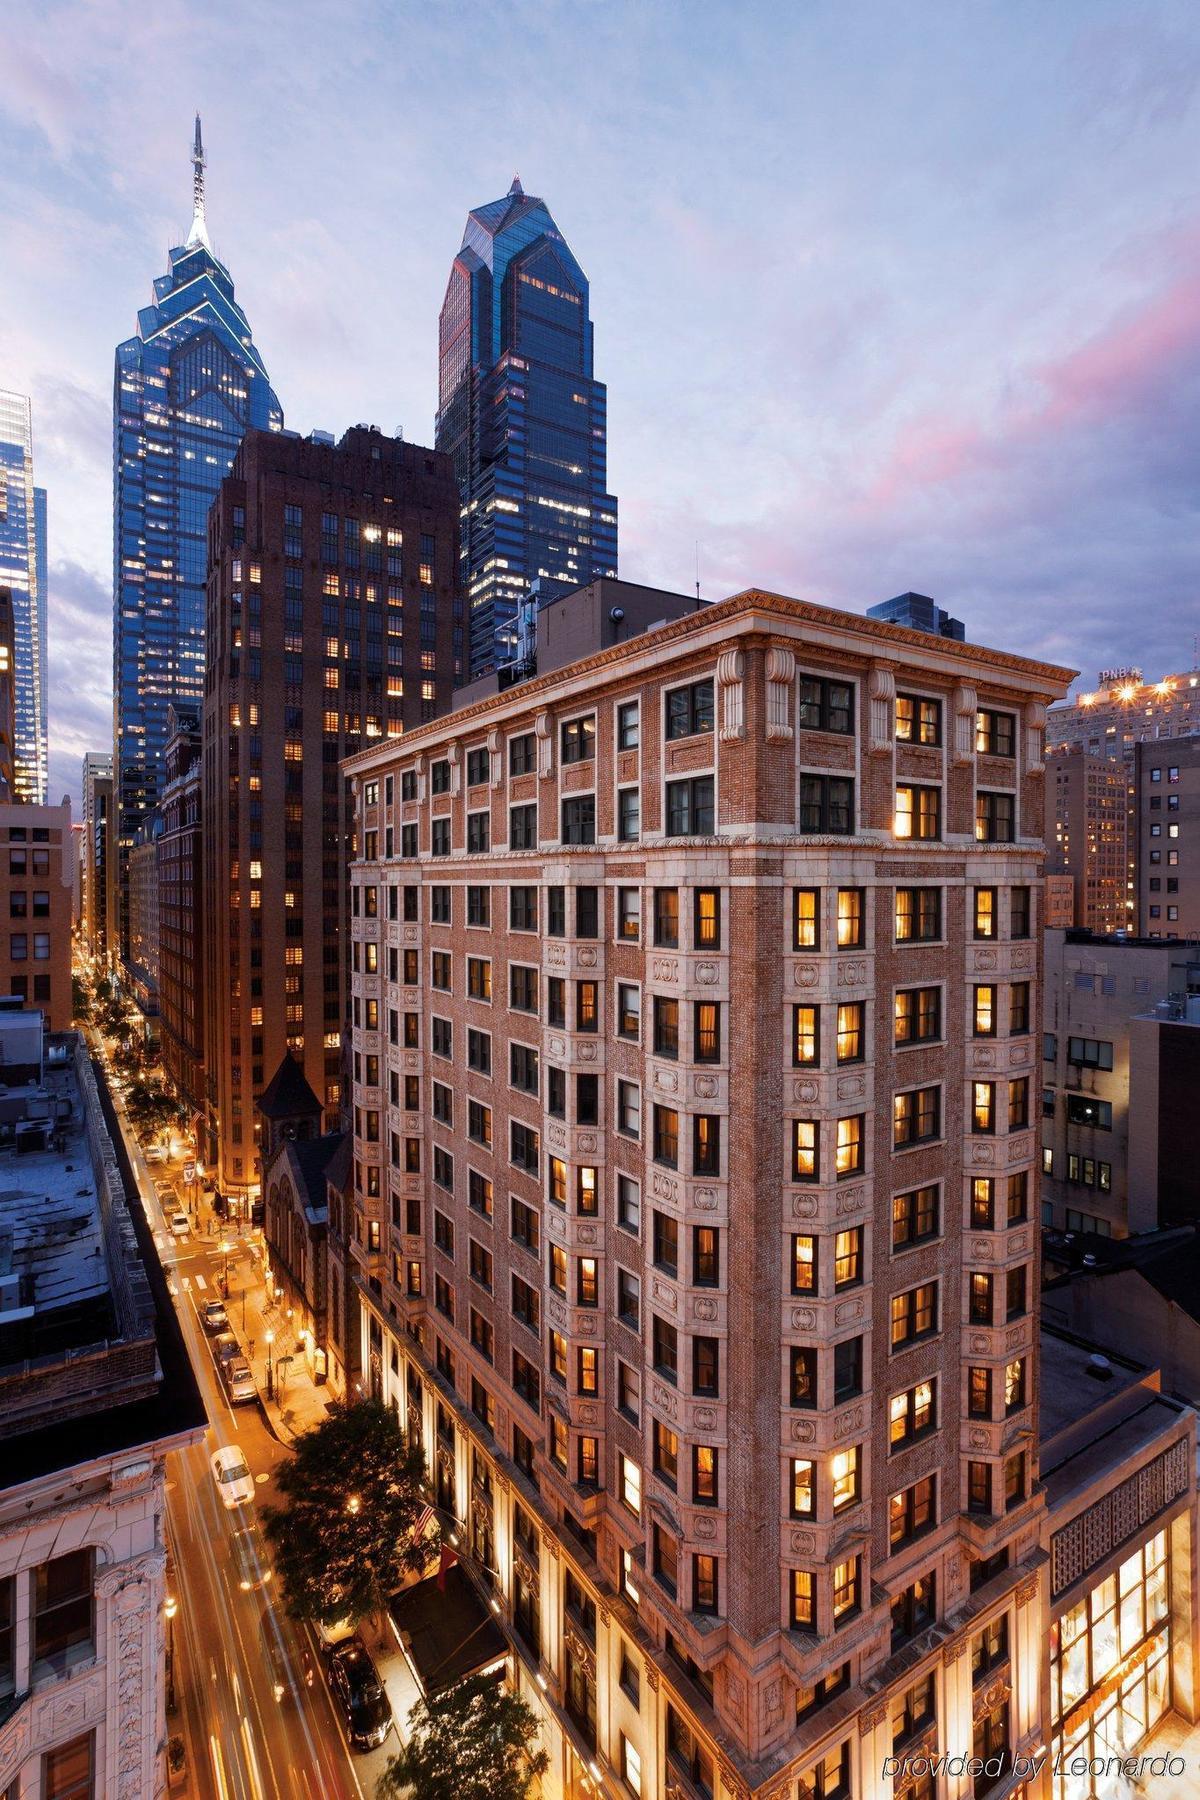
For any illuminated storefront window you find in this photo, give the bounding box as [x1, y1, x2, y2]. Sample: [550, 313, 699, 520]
[1050, 1530, 1171, 1799]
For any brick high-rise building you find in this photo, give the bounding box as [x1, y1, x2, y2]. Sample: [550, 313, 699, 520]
[0, 797, 74, 1030]
[344, 589, 1074, 1799]
[1046, 747, 1128, 934]
[157, 705, 204, 1117]
[202, 426, 461, 1213]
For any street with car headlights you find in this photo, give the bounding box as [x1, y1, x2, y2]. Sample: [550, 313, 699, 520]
[93, 1040, 402, 1799]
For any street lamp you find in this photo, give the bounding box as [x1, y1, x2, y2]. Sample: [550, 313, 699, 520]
[164, 1594, 178, 1713]
[219, 1239, 231, 1300]
[347, 1494, 361, 1516]
[265, 1329, 274, 1401]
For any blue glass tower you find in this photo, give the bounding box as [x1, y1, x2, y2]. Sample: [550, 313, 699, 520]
[0, 390, 49, 802]
[437, 178, 618, 678]
[112, 117, 281, 969]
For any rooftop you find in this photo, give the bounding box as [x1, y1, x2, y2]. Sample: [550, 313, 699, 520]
[1039, 1325, 1189, 1516]
[345, 584, 1076, 777]
[0, 1031, 206, 1480]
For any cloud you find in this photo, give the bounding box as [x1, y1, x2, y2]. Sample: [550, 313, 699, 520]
[2, 0, 1200, 764]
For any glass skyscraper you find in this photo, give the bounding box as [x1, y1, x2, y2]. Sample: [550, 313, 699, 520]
[0, 390, 49, 802]
[112, 116, 281, 970]
[437, 178, 617, 678]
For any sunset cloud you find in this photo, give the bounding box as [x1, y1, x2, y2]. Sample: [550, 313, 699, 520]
[2, 0, 1199, 808]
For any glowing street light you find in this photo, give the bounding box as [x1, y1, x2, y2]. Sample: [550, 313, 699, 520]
[164, 1594, 179, 1712]
[265, 1328, 275, 1401]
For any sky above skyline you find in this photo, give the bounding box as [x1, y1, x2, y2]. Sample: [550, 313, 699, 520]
[3, 0, 1200, 807]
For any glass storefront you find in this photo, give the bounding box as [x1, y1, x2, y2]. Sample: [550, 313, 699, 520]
[1051, 1529, 1171, 1799]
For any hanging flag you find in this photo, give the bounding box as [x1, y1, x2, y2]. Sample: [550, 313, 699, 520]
[436, 1541, 458, 1593]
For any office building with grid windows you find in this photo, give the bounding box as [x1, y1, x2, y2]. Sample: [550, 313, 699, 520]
[0, 390, 48, 803]
[112, 118, 281, 974]
[436, 178, 617, 679]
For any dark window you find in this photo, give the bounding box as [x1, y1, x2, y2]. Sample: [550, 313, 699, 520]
[798, 676, 854, 734]
[561, 796, 596, 844]
[833, 1336, 862, 1403]
[665, 679, 714, 740]
[561, 716, 596, 763]
[33, 1550, 94, 1677]
[799, 775, 854, 834]
[665, 777, 714, 836]
[509, 732, 536, 775]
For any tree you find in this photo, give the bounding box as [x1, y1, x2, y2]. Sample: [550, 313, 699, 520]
[263, 1398, 429, 1629]
[125, 1080, 175, 1136]
[376, 1673, 549, 1800]
[71, 975, 92, 1021]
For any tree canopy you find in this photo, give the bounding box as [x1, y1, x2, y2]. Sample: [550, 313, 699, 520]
[376, 1672, 549, 1800]
[263, 1398, 430, 1627]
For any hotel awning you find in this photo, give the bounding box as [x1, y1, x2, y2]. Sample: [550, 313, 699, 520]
[389, 1564, 508, 1696]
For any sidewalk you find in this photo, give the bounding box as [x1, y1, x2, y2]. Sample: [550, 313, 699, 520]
[183, 1175, 333, 1445]
[210, 1229, 334, 1444]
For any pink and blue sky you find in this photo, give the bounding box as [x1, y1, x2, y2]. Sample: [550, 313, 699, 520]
[3, 0, 1200, 805]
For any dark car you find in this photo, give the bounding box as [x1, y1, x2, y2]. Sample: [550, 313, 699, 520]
[228, 1523, 273, 1595]
[326, 1636, 393, 1751]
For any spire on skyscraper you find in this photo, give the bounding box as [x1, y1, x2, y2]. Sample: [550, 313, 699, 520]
[186, 113, 211, 251]
[509, 172, 523, 195]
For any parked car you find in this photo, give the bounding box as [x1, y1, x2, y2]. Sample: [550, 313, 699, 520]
[213, 1331, 239, 1369]
[169, 1212, 190, 1240]
[260, 1610, 316, 1704]
[201, 1299, 229, 1334]
[226, 1360, 257, 1406]
[145, 1144, 166, 1164]
[210, 1445, 255, 1510]
[228, 1524, 272, 1594]
[326, 1637, 393, 1751]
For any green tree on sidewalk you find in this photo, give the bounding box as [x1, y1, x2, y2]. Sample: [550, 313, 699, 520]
[262, 1398, 428, 1630]
[376, 1672, 549, 1800]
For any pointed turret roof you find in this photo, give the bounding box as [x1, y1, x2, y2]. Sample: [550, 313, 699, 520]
[256, 1051, 322, 1122]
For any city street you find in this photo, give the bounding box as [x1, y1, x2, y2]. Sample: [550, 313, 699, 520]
[91, 1036, 402, 1799]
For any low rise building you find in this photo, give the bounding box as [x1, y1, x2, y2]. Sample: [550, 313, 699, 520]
[258, 1052, 355, 1394]
[1038, 1326, 1197, 1788]
[0, 1024, 205, 1797]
